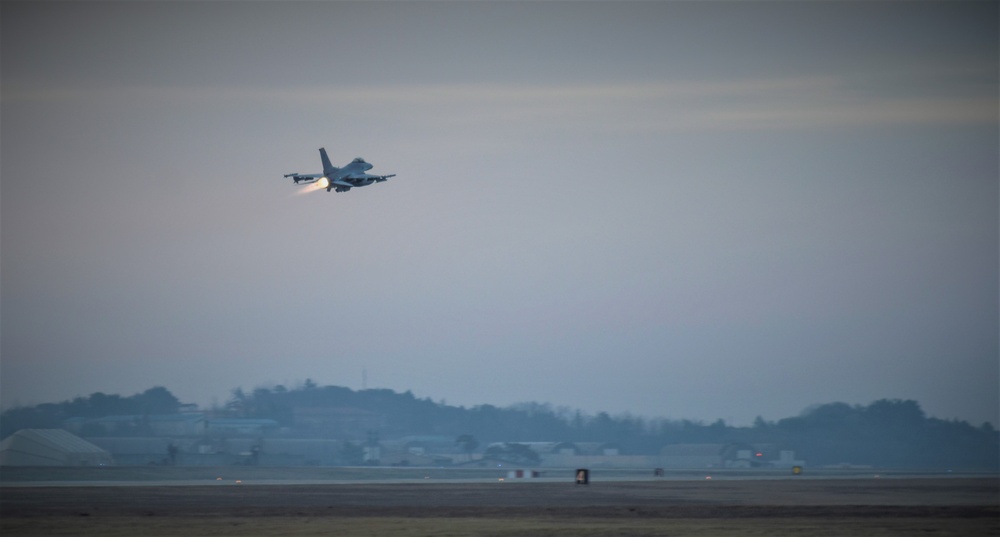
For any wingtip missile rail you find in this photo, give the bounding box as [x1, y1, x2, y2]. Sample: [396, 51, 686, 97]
[283, 173, 321, 184]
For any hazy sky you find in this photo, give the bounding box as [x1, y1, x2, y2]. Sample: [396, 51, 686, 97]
[2, 1, 997, 427]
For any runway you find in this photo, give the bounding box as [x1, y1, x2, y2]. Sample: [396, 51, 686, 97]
[3, 473, 996, 536]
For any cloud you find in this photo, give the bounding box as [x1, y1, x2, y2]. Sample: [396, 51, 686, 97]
[701, 96, 997, 130]
[8, 64, 994, 135]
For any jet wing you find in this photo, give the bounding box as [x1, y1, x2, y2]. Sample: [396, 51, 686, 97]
[326, 174, 396, 192]
[344, 173, 397, 183]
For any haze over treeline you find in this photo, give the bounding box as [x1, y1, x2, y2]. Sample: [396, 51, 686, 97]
[1, 383, 996, 470]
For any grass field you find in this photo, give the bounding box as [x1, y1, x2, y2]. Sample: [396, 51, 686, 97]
[5, 515, 997, 537]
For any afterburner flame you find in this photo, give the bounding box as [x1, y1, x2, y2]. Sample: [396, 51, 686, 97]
[294, 177, 329, 196]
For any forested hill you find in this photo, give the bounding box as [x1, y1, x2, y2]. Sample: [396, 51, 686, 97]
[1, 383, 997, 469]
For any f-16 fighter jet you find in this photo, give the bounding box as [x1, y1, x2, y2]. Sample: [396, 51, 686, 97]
[284, 148, 396, 193]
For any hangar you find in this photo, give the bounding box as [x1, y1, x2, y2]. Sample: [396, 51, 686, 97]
[0, 429, 114, 466]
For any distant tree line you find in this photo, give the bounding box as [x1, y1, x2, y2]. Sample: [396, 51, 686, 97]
[0, 387, 180, 438]
[1, 382, 996, 469]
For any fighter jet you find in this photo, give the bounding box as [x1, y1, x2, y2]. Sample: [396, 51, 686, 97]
[284, 148, 396, 193]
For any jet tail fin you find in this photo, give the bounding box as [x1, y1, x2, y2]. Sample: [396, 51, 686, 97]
[319, 147, 337, 176]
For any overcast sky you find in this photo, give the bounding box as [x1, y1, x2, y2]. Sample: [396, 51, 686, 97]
[2, 1, 997, 427]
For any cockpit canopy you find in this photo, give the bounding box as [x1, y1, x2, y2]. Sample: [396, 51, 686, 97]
[352, 157, 367, 164]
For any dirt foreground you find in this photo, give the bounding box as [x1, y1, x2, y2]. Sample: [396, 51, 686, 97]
[2, 476, 997, 536]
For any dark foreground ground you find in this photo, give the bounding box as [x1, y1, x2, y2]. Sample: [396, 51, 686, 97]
[2, 474, 997, 536]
